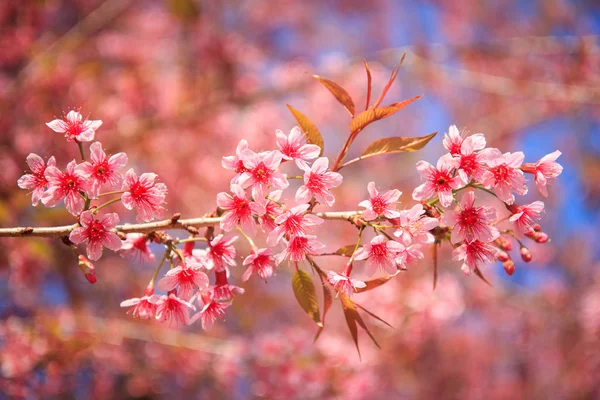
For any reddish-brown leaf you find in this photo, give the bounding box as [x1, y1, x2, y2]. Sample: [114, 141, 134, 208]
[313, 75, 355, 116]
[373, 95, 423, 119]
[473, 267, 493, 287]
[363, 58, 372, 110]
[340, 294, 381, 358]
[349, 109, 376, 134]
[313, 264, 333, 343]
[353, 301, 393, 328]
[334, 244, 356, 257]
[361, 132, 438, 158]
[354, 275, 394, 293]
[286, 104, 324, 155]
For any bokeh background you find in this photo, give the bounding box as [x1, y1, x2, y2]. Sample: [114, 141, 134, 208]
[1, 0, 600, 398]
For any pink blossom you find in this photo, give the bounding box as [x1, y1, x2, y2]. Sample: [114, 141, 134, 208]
[119, 233, 155, 263]
[522, 150, 563, 197]
[508, 201, 545, 237]
[443, 125, 486, 154]
[206, 234, 238, 271]
[120, 286, 160, 320]
[276, 126, 320, 168]
[42, 160, 90, 215]
[326, 270, 366, 297]
[69, 210, 122, 261]
[275, 235, 325, 264]
[17, 153, 56, 206]
[46, 110, 102, 142]
[157, 262, 210, 301]
[79, 142, 128, 198]
[481, 149, 527, 205]
[353, 235, 404, 275]
[296, 157, 343, 206]
[359, 181, 402, 221]
[258, 190, 284, 233]
[412, 155, 463, 208]
[121, 168, 168, 222]
[216, 184, 264, 234]
[210, 270, 245, 301]
[452, 239, 499, 275]
[238, 149, 288, 202]
[155, 292, 196, 327]
[393, 204, 439, 244]
[267, 203, 323, 247]
[242, 248, 276, 281]
[395, 243, 424, 270]
[221, 139, 249, 175]
[443, 126, 489, 182]
[443, 190, 499, 243]
[190, 294, 231, 331]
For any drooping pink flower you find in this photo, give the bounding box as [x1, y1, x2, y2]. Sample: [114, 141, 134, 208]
[42, 160, 91, 215]
[452, 239, 499, 275]
[443, 125, 486, 154]
[221, 139, 249, 178]
[46, 110, 102, 142]
[296, 157, 343, 206]
[155, 292, 196, 327]
[190, 294, 231, 331]
[17, 154, 56, 206]
[242, 248, 276, 281]
[210, 270, 245, 301]
[79, 142, 128, 198]
[77, 254, 97, 284]
[359, 181, 402, 221]
[480, 149, 527, 205]
[443, 126, 489, 183]
[119, 233, 155, 263]
[275, 235, 325, 264]
[266, 203, 323, 247]
[508, 201, 545, 237]
[326, 270, 366, 297]
[206, 234, 238, 271]
[238, 149, 288, 203]
[353, 235, 404, 275]
[69, 210, 122, 261]
[216, 184, 264, 234]
[276, 126, 321, 168]
[522, 151, 563, 197]
[157, 261, 210, 301]
[120, 286, 160, 320]
[412, 155, 463, 208]
[443, 190, 499, 243]
[121, 168, 168, 222]
[258, 190, 284, 233]
[395, 243, 424, 270]
[392, 204, 439, 245]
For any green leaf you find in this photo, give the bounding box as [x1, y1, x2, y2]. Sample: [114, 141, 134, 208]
[292, 269, 322, 326]
[313, 75, 355, 116]
[361, 132, 438, 158]
[286, 104, 324, 156]
[354, 275, 394, 293]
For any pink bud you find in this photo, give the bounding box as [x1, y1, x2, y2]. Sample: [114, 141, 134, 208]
[535, 232, 549, 243]
[496, 251, 510, 263]
[532, 224, 541, 232]
[496, 236, 512, 251]
[503, 260, 515, 276]
[78, 255, 97, 284]
[520, 247, 532, 262]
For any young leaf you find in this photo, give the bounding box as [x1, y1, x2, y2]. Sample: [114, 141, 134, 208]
[340, 294, 381, 357]
[354, 275, 394, 293]
[473, 267, 493, 287]
[363, 58, 372, 110]
[313, 75, 355, 116]
[286, 104, 324, 155]
[292, 269, 322, 326]
[313, 265, 333, 343]
[361, 132, 438, 157]
[373, 95, 423, 120]
[334, 244, 357, 257]
[353, 301, 393, 328]
[349, 109, 376, 134]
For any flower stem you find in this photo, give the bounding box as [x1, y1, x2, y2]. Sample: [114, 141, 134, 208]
[150, 250, 169, 284]
[98, 190, 124, 198]
[77, 141, 85, 162]
[237, 227, 257, 250]
[175, 237, 207, 244]
[92, 198, 121, 214]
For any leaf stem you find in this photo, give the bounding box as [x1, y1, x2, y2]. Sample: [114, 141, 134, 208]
[92, 198, 121, 214]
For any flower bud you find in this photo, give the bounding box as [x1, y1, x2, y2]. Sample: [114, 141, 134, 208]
[496, 236, 512, 251]
[77, 255, 97, 284]
[496, 251, 510, 262]
[535, 232, 549, 243]
[520, 247, 532, 262]
[532, 224, 542, 232]
[503, 260, 515, 276]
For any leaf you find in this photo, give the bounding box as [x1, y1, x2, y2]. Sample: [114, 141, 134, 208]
[361, 132, 438, 158]
[334, 244, 357, 257]
[349, 95, 422, 133]
[354, 275, 394, 293]
[313, 265, 333, 343]
[349, 109, 376, 133]
[313, 75, 355, 116]
[432, 243, 439, 290]
[363, 58, 372, 110]
[353, 302, 393, 328]
[286, 105, 324, 156]
[292, 269, 322, 326]
[473, 267, 493, 287]
[340, 294, 380, 359]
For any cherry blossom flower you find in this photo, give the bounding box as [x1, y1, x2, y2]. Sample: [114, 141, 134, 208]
[210, 270, 245, 301]
[69, 210, 122, 261]
[267, 203, 323, 247]
[121, 168, 168, 222]
[354, 235, 404, 275]
[119, 233, 155, 263]
[221, 139, 249, 179]
[242, 248, 276, 281]
[276, 235, 325, 264]
[443, 190, 499, 243]
[508, 201, 545, 237]
[443, 126, 490, 183]
[17, 154, 56, 206]
[359, 181, 402, 221]
[46, 110, 102, 142]
[79, 142, 128, 198]
[42, 160, 90, 215]
[206, 234, 238, 271]
[395, 243, 424, 270]
[412, 154, 463, 208]
[155, 292, 196, 327]
[296, 157, 343, 206]
[238, 149, 288, 203]
[522, 150, 563, 197]
[480, 149, 527, 205]
[120, 286, 160, 320]
[276, 126, 320, 168]
[452, 238, 499, 275]
[326, 270, 366, 297]
[258, 190, 284, 233]
[156, 261, 209, 301]
[393, 204, 439, 244]
[217, 184, 265, 233]
[190, 294, 231, 331]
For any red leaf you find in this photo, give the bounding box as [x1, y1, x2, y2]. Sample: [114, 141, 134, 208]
[313, 75, 355, 117]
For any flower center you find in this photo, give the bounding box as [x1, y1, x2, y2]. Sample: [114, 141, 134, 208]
[129, 182, 147, 200]
[460, 208, 479, 226]
[493, 165, 510, 182]
[370, 196, 386, 215]
[88, 221, 106, 241]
